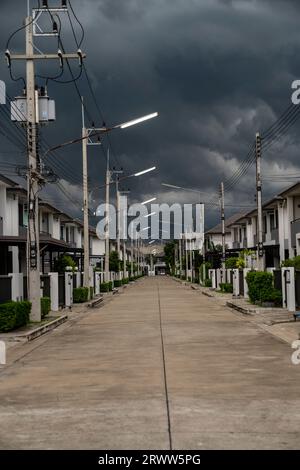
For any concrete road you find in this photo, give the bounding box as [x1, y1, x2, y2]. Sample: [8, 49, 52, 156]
[0, 277, 299, 449]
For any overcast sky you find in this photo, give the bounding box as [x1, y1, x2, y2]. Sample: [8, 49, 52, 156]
[1, 0, 300, 228]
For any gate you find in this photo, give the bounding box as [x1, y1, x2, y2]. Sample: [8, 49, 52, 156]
[58, 274, 65, 307]
[239, 270, 244, 296]
[295, 270, 300, 308]
[23, 276, 28, 300]
[0, 276, 12, 303]
[41, 275, 50, 298]
[273, 269, 282, 291]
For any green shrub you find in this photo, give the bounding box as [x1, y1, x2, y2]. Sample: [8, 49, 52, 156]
[114, 280, 122, 288]
[281, 256, 300, 269]
[246, 271, 281, 305]
[219, 282, 233, 293]
[199, 262, 212, 281]
[40, 297, 51, 319]
[225, 257, 239, 269]
[263, 288, 282, 306]
[100, 282, 113, 292]
[90, 287, 94, 299]
[73, 287, 89, 303]
[204, 278, 212, 287]
[0, 301, 31, 332]
[122, 278, 129, 285]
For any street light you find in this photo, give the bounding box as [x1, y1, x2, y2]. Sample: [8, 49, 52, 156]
[144, 212, 156, 218]
[120, 112, 158, 129]
[141, 197, 157, 205]
[134, 166, 156, 177]
[80, 110, 158, 288]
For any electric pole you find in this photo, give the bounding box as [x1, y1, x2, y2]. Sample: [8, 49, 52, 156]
[190, 235, 193, 282]
[26, 16, 40, 321]
[82, 103, 90, 296]
[105, 150, 111, 282]
[220, 182, 226, 270]
[179, 237, 182, 278]
[256, 132, 264, 271]
[8, 7, 85, 321]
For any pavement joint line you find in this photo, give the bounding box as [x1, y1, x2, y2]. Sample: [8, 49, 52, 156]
[156, 280, 173, 451]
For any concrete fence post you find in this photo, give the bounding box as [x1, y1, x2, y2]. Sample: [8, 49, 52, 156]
[49, 272, 59, 312]
[208, 269, 214, 289]
[216, 269, 221, 290]
[233, 269, 239, 297]
[65, 273, 73, 308]
[282, 267, 296, 312]
[95, 272, 101, 295]
[243, 268, 251, 299]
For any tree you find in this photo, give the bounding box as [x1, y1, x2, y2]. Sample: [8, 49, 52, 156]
[109, 251, 120, 272]
[53, 255, 76, 273]
[164, 241, 176, 274]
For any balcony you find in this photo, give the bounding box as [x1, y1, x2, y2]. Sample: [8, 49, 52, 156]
[242, 238, 248, 248]
[271, 228, 279, 244]
[291, 219, 300, 248]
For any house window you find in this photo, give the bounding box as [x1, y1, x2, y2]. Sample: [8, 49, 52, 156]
[270, 211, 277, 230]
[60, 225, 64, 240]
[263, 216, 267, 233]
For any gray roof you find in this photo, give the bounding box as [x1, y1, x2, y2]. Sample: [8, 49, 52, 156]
[206, 212, 248, 234]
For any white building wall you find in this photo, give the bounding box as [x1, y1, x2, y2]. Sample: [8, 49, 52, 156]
[5, 195, 18, 236]
[91, 237, 105, 256]
[52, 216, 60, 240]
[74, 227, 82, 248]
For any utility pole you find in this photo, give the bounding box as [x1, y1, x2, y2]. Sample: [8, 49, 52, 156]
[220, 182, 226, 270]
[131, 234, 134, 278]
[190, 235, 193, 282]
[81, 102, 90, 295]
[256, 132, 264, 271]
[179, 237, 182, 278]
[185, 234, 188, 281]
[105, 150, 111, 282]
[26, 16, 40, 321]
[8, 8, 85, 321]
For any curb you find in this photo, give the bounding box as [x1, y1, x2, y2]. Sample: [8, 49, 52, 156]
[226, 301, 254, 315]
[8, 315, 68, 343]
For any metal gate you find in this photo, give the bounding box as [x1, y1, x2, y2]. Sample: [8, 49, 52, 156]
[0, 276, 12, 303]
[41, 275, 50, 298]
[239, 270, 244, 296]
[295, 270, 300, 308]
[273, 269, 282, 291]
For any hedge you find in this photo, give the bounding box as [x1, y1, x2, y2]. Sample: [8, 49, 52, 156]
[0, 301, 31, 332]
[122, 278, 129, 285]
[204, 278, 212, 287]
[219, 282, 233, 293]
[114, 280, 122, 288]
[100, 282, 113, 292]
[73, 287, 89, 303]
[41, 297, 51, 319]
[246, 271, 282, 306]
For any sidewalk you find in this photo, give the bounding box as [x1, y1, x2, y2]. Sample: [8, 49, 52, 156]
[180, 279, 300, 345]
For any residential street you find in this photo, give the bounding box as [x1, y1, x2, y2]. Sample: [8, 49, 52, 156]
[0, 277, 299, 450]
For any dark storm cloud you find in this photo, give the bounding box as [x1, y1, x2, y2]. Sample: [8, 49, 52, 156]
[1, 0, 300, 226]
